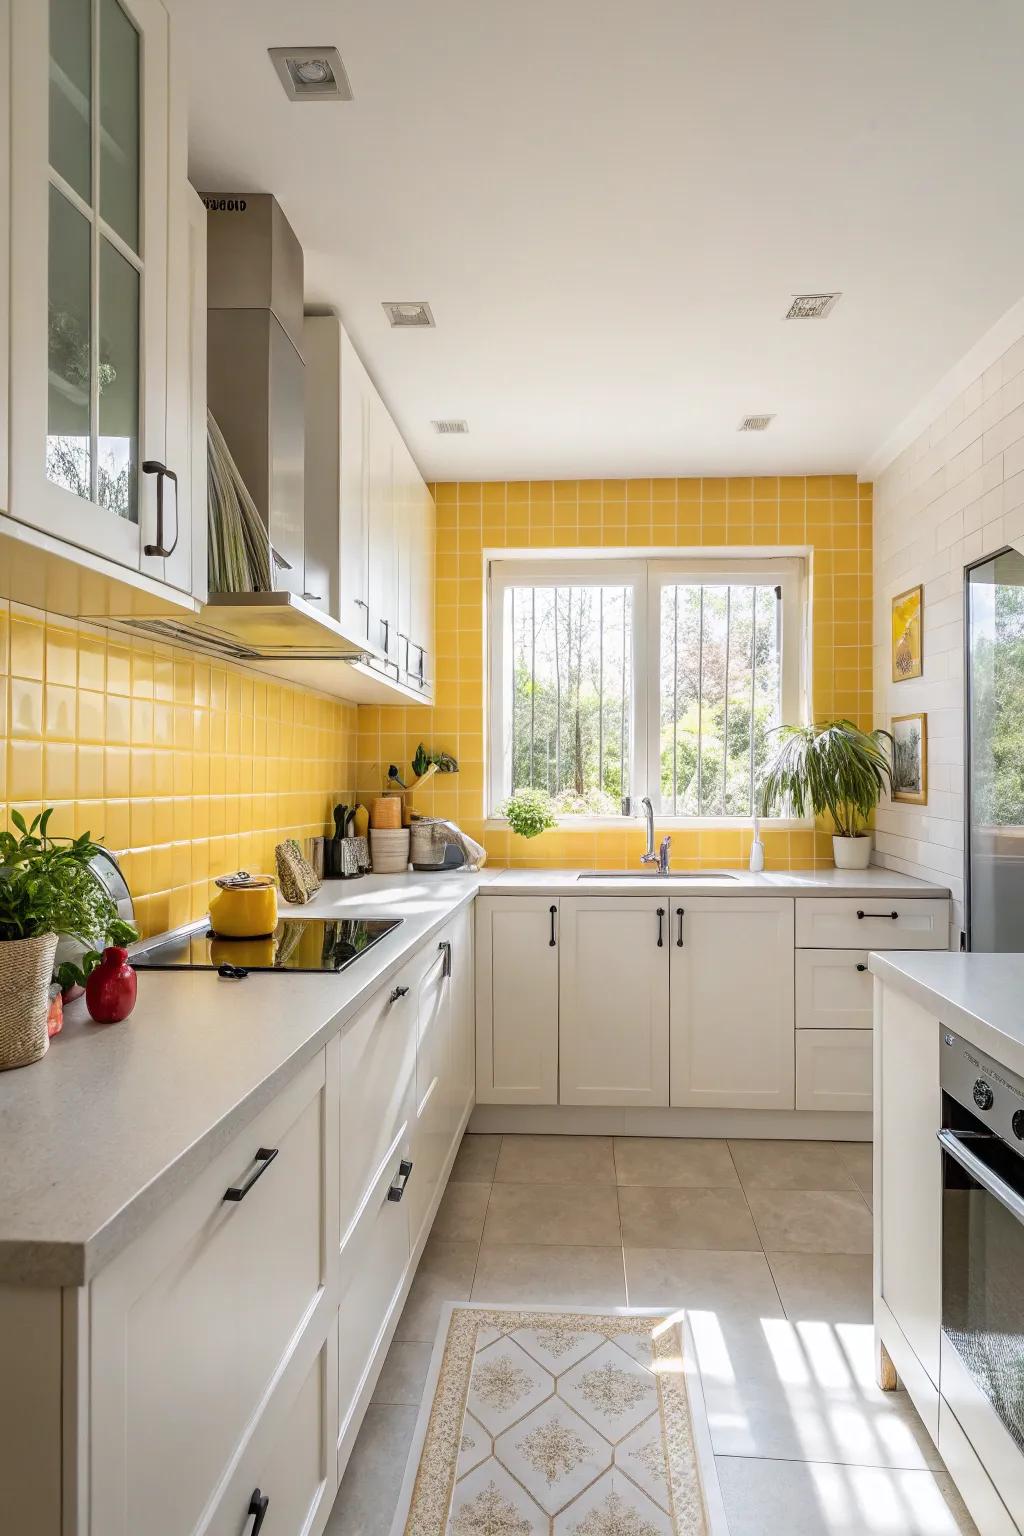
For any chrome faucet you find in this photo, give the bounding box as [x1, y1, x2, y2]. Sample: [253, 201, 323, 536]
[639, 798, 671, 874]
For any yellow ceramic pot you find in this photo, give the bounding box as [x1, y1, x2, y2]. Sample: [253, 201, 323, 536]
[209, 872, 278, 938]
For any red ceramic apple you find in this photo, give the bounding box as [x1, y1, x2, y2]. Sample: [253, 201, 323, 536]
[85, 947, 138, 1024]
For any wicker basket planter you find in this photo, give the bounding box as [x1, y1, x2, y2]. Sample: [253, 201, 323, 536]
[0, 933, 58, 1070]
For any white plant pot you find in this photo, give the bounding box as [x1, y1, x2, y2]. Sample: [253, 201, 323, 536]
[832, 834, 872, 870]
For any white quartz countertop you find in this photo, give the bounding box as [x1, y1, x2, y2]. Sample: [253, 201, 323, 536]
[487, 867, 951, 897]
[869, 951, 1024, 1077]
[0, 872, 491, 1288]
[0, 862, 949, 1289]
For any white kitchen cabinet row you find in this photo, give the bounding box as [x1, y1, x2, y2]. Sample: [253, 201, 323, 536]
[1, 0, 208, 610]
[475, 894, 950, 1113]
[0, 905, 474, 1536]
[305, 314, 435, 698]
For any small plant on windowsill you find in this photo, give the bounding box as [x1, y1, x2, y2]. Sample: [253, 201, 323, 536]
[501, 788, 558, 840]
[758, 719, 894, 871]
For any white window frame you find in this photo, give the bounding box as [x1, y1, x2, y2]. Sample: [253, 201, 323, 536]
[486, 549, 810, 826]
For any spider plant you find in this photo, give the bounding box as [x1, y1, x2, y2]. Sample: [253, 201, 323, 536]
[758, 719, 894, 839]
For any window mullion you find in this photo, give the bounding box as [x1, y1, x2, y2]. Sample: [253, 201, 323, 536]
[88, 0, 101, 504]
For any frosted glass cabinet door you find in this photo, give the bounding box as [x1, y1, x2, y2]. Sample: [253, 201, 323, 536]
[9, 0, 169, 571]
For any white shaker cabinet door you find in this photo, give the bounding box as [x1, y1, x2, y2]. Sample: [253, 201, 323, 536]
[475, 896, 560, 1104]
[670, 898, 795, 1109]
[559, 897, 670, 1107]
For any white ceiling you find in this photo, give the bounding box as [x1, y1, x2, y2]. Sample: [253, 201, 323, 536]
[173, 0, 1024, 482]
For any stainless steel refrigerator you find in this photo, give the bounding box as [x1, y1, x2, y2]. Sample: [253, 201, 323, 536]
[966, 546, 1024, 949]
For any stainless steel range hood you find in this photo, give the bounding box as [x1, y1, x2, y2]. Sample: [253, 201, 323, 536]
[111, 592, 371, 663]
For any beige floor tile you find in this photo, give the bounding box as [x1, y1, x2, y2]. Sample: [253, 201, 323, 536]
[493, 1133, 616, 1185]
[746, 1189, 872, 1255]
[767, 1251, 873, 1324]
[472, 1243, 626, 1306]
[393, 1239, 479, 1342]
[835, 1141, 873, 1205]
[370, 1340, 433, 1407]
[716, 1456, 979, 1536]
[623, 1247, 784, 1317]
[729, 1138, 857, 1191]
[613, 1136, 740, 1187]
[482, 1181, 621, 1247]
[450, 1133, 502, 1183]
[325, 1404, 419, 1535]
[430, 1180, 491, 1242]
[618, 1185, 760, 1251]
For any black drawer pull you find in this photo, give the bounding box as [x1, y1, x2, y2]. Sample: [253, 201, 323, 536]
[223, 1147, 278, 1202]
[439, 939, 452, 978]
[676, 906, 685, 947]
[856, 910, 898, 920]
[388, 1158, 414, 1202]
[856, 962, 868, 971]
[549, 904, 557, 946]
[247, 1488, 269, 1535]
[389, 984, 410, 1003]
[656, 907, 665, 947]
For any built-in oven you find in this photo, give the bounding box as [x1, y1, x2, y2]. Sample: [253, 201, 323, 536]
[939, 1028, 1024, 1526]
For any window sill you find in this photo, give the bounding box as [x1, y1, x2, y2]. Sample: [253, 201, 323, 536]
[484, 816, 816, 832]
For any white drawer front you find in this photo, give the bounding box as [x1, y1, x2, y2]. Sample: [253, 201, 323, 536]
[796, 1029, 873, 1112]
[795, 949, 873, 1029]
[795, 897, 949, 950]
[338, 1134, 412, 1445]
[90, 1057, 326, 1536]
[339, 962, 418, 1238]
[208, 1325, 336, 1536]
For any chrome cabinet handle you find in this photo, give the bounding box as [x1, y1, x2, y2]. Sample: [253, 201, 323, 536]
[549, 904, 557, 946]
[676, 907, 685, 947]
[142, 460, 179, 557]
[388, 1158, 414, 1202]
[246, 1489, 269, 1536]
[223, 1147, 278, 1202]
[856, 910, 898, 920]
[656, 907, 665, 947]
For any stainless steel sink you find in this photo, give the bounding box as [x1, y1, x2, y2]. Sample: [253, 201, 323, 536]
[576, 870, 739, 881]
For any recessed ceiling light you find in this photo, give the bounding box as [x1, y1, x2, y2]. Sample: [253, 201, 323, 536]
[268, 47, 353, 102]
[785, 293, 841, 320]
[432, 419, 468, 434]
[738, 414, 775, 432]
[383, 301, 435, 328]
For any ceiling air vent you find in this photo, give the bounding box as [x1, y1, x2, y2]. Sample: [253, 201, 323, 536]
[432, 419, 468, 434]
[738, 414, 775, 432]
[268, 47, 353, 102]
[383, 301, 435, 328]
[785, 292, 841, 320]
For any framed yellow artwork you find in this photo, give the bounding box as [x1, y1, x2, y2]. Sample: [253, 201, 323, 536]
[892, 584, 923, 681]
[892, 712, 927, 804]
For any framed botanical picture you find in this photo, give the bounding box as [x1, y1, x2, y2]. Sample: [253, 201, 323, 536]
[892, 584, 923, 681]
[892, 712, 927, 804]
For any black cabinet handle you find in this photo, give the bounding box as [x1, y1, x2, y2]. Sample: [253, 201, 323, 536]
[381, 617, 390, 651]
[676, 907, 685, 947]
[388, 1158, 414, 1202]
[656, 907, 665, 947]
[856, 962, 868, 971]
[142, 460, 179, 558]
[856, 910, 898, 920]
[389, 984, 410, 1003]
[439, 940, 452, 978]
[417, 647, 426, 685]
[549, 904, 557, 946]
[246, 1489, 269, 1536]
[223, 1147, 278, 1203]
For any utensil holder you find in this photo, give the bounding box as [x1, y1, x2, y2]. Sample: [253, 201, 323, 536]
[370, 828, 410, 874]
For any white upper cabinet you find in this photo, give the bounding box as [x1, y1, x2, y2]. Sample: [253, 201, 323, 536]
[670, 897, 795, 1109]
[4, 0, 205, 604]
[559, 897, 670, 1106]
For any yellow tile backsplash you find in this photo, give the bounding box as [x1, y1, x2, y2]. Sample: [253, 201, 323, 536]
[357, 475, 873, 870]
[1, 600, 357, 937]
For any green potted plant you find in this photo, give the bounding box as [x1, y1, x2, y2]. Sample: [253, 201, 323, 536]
[758, 719, 894, 870]
[502, 787, 558, 839]
[0, 810, 138, 1070]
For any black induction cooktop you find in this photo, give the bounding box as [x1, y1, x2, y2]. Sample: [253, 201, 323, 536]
[132, 916, 403, 975]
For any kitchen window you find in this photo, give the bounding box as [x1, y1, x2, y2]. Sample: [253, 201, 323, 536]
[488, 556, 806, 820]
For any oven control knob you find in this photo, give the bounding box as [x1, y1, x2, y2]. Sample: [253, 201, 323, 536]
[1012, 1109, 1024, 1141]
[973, 1079, 995, 1112]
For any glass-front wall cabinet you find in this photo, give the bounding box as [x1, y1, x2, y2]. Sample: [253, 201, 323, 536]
[9, 0, 169, 570]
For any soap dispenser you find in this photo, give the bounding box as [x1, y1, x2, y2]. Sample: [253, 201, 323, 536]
[749, 816, 766, 873]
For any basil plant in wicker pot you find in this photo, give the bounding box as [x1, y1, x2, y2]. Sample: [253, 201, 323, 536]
[502, 788, 558, 840]
[0, 810, 138, 1070]
[758, 719, 894, 870]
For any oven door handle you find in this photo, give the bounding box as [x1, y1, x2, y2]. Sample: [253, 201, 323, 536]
[937, 1128, 1024, 1225]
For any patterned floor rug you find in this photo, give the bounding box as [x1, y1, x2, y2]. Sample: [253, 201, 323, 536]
[392, 1305, 719, 1536]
